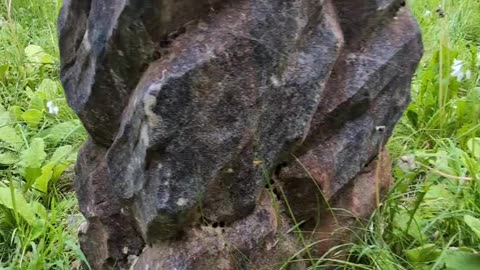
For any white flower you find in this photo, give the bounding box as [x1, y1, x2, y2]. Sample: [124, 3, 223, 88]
[451, 59, 465, 82]
[465, 70, 472, 80]
[46, 101, 59, 115]
[424, 10, 432, 17]
[477, 53, 480, 67]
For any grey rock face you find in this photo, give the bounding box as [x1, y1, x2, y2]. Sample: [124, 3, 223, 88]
[59, 0, 422, 269]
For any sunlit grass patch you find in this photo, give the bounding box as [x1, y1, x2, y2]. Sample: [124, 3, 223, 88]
[0, 0, 87, 269]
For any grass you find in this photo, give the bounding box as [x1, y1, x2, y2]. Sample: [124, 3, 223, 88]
[0, 0, 479, 269]
[0, 0, 87, 269]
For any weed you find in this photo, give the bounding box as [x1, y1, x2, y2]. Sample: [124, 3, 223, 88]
[0, 0, 87, 269]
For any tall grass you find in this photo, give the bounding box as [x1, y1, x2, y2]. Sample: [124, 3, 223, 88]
[0, 0, 87, 269]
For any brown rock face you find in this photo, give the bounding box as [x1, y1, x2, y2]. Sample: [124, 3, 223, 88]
[58, 0, 423, 269]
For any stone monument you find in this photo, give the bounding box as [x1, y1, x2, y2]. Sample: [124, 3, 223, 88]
[58, 0, 423, 269]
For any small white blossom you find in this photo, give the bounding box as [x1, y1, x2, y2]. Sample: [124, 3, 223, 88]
[46, 101, 59, 115]
[451, 59, 465, 82]
[465, 70, 472, 80]
[424, 10, 432, 17]
[477, 53, 480, 67]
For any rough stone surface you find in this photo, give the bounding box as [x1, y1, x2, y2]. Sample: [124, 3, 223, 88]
[58, 0, 423, 269]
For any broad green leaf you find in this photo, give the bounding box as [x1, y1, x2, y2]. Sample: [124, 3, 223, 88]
[424, 184, 455, 209]
[466, 138, 480, 159]
[35, 145, 75, 192]
[32, 201, 47, 219]
[0, 187, 36, 225]
[24, 167, 43, 186]
[25, 45, 43, 58]
[30, 218, 46, 241]
[49, 145, 73, 164]
[25, 86, 35, 99]
[20, 138, 46, 169]
[52, 145, 76, 180]
[404, 244, 441, 263]
[393, 210, 424, 241]
[444, 250, 480, 270]
[24, 45, 55, 64]
[0, 126, 23, 149]
[29, 94, 44, 111]
[464, 215, 480, 239]
[40, 54, 55, 64]
[21, 109, 43, 128]
[0, 151, 19, 165]
[52, 162, 73, 181]
[37, 120, 83, 146]
[432, 150, 453, 173]
[36, 79, 59, 100]
[35, 164, 54, 193]
[8, 106, 23, 121]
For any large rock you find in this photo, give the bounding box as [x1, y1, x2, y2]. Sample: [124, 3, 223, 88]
[58, 0, 423, 269]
